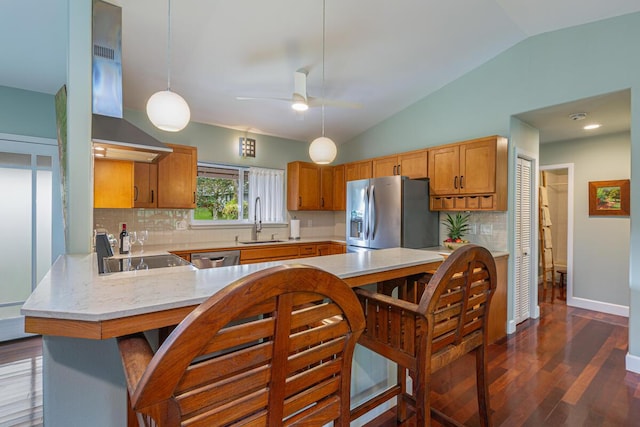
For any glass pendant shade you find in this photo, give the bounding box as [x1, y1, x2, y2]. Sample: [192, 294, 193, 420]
[146, 90, 191, 132]
[309, 136, 337, 164]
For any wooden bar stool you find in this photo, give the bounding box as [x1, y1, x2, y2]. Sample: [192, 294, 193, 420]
[118, 264, 365, 426]
[352, 245, 497, 426]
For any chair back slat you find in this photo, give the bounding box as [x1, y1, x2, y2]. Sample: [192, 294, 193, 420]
[120, 264, 364, 427]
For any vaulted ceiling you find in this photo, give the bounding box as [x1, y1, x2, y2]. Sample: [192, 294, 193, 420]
[2, 0, 639, 143]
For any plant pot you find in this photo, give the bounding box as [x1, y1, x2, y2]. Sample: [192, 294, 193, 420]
[443, 241, 469, 250]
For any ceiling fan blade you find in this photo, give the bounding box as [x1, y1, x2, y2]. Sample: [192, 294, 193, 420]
[235, 96, 292, 103]
[308, 96, 362, 109]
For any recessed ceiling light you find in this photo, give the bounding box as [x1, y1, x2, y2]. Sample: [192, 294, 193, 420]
[583, 124, 601, 130]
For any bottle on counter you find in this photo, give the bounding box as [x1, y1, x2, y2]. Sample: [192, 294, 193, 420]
[119, 224, 130, 255]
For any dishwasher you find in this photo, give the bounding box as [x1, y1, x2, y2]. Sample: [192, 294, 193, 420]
[190, 250, 241, 269]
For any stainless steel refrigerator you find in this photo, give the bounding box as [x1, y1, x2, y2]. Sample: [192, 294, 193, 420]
[346, 175, 438, 251]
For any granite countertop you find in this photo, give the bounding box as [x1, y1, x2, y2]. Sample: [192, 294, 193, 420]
[21, 248, 444, 323]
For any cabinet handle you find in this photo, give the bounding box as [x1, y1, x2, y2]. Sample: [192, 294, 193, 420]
[151, 190, 154, 203]
[397, 164, 401, 175]
[454, 176, 458, 189]
[460, 175, 464, 189]
[134, 186, 138, 201]
[299, 196, 302, 207]
[321, 197, 325, 208]
[193, 192, 196, 204]
[393, 165, 397, 175]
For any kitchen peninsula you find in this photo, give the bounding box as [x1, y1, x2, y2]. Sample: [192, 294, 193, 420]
[22, 248, 444, 426]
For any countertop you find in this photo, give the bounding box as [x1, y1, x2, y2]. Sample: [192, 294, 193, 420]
[21, 248, 444, 324]
[144, 236, 347, 254]
[421, 245, 509, 258]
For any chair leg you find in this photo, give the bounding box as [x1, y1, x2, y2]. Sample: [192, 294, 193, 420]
[475, 345, 491, 427]
[396, 364, 408, 423]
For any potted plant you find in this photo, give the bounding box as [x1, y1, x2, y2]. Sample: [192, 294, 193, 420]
[442, 212, 471, 249]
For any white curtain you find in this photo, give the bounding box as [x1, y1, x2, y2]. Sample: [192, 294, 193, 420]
[248, 167, 285, 223]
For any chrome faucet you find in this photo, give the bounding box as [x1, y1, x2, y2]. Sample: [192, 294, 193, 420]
[251, 196, 262, 240]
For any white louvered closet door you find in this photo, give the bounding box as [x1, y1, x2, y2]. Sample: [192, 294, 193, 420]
[515, 157, 533, 323]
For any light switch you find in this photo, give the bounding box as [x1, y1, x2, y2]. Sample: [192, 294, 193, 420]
[480, 224, 493, 235]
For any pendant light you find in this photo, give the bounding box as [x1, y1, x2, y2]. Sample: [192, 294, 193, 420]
[309, 0, 337, 165]
[146, 0, 191, 132]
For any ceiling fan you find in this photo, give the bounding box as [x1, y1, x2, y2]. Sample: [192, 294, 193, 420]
[236, 70, 362, 112]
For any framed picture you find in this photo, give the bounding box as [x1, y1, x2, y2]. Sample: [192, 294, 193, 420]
[588, 179, 630, 216]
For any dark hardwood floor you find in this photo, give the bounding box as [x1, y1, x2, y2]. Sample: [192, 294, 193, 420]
[364, 297, 640, 426]
[1, 296, 637, 427]
[0, 336, 42, 426]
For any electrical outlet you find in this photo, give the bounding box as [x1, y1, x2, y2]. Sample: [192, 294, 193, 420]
[468, 223, 477, 235]
[307, 219, 313, 227]
[480, 224, 493, 235]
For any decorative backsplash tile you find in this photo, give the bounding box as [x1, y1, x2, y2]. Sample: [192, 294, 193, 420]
[94, 209, 507, 250]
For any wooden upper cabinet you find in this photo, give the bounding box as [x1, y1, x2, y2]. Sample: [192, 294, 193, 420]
[320, 166, 334, 210]
[399, 150, 428, 179]
[94, 158, 134, 208]
[372, 150, 427, 179]
[332, 164, 346, 211]
[133, 162, 158, 208]
[459, 138, 497, 194]
[372, 155, 399, 178]
[345, 160, 372, 182]
[428, 135, 508, 211]
[157, 144, 197, 209]
[428, 145, 460, 194]
[287, 161, 321, 210]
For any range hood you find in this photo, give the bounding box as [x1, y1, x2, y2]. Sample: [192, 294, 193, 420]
[92, 0, 172, 163]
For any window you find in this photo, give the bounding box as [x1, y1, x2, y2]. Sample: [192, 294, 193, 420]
[193, 164, 284, 224]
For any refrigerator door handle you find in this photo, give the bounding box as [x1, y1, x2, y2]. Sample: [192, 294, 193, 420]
[364, 185, 370, 239]
[369, 185, 376, 240]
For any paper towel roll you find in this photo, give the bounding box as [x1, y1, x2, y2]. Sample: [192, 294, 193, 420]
[290, 219, 300, 239]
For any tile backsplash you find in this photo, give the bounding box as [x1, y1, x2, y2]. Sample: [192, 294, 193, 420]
[94, 209, 506, 250]
[93, 209, 345, 247]
[438, 211, 507, 251]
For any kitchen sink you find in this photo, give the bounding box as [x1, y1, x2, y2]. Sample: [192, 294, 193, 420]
[238, 240, 285, 244]
[102, 253, 191, 274]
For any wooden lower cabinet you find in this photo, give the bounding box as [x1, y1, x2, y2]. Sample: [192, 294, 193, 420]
[488, 255, 508, 344]
[240, 245, 301, 264]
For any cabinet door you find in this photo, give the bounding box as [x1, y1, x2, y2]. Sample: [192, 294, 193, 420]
[329, 243, 346, 254]
[398, 150, 427, 179]
[133, 162, 158, 208]
[459, 139, 496, 194]
[320, 166, 334, 210]
[428, 145, 459, 195]
[94, 158, 133, 208]
[287, 162, 320, 210]
[332, 164, 346, 211]
[372, 155, 399, 178]
[157, 144, 197, 208]
[345, 160, 372, 181]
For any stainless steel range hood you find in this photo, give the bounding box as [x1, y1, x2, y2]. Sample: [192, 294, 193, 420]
[92, 0, 172, 163]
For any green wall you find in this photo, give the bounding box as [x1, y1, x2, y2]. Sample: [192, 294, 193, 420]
[339, 12, 640, 361]
[124, 109, 309, 170]
[0, 86, 57, 139]
[541, 132, 630, 307]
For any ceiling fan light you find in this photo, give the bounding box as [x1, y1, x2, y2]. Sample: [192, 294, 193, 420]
[292, 101, 309, 112]
[291, 93, 309, 111]
[146, 89, 191, 132]
[309, 136, 337, 164]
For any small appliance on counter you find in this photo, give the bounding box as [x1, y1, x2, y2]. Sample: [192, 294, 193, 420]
[346, 175, 438, 252]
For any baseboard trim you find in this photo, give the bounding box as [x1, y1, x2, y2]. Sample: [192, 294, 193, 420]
[626, 353, 640, 374]
[0, 316, 32, 342]
[507, 320, 516, 335]
[567, 296, 629, 317]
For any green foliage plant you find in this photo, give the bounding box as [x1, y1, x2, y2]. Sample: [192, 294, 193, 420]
[442, 212, 471, 242]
